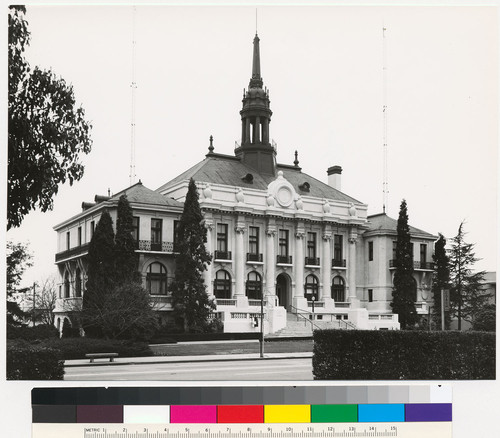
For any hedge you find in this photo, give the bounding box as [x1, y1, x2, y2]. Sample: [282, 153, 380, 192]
[39, 338, 153, 360]
[7, 341, 64, 380]
[150, 332, 261, 344]
[313, 330, 495, 380]
[7, 324, 59, 341]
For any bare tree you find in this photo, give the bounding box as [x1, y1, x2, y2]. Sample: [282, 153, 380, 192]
[21, 276, 58, 326]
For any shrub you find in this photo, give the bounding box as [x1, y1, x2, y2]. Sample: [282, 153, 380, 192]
[472, 304, 496, 332]
[313, 330, 495, 380]
[7, 324, 59, 341]
[7, 341, 64, 380]
[40, 337, 153, 360]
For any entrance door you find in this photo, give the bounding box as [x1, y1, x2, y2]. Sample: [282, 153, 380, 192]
[276, 273, 289, 310]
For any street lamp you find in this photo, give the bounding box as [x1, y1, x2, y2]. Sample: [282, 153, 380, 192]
[259, 290, 264, 358]
[311, 295, 315, 318]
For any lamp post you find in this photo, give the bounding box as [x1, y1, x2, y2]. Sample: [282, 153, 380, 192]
[311, 295, 315, 319]
[260, 290, 264, 358]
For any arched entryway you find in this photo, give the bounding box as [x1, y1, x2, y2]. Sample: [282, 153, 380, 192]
[276, 273, 291, 310]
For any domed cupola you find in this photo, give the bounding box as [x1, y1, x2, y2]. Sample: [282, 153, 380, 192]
[236, 33, 276, 175]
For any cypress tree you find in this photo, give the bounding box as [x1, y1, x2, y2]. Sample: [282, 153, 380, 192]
[82, 210, 115, 337]
[114, 195, 139, 284]
[391, 199, 418, 329]
[449, 221, 487, 329]
[431, 233, 451, 329]
[170, 179, 214, 332]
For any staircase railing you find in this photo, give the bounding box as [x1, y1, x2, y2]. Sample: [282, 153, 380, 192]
[288, 305, 357, 330]
[288, 305, 322, 331]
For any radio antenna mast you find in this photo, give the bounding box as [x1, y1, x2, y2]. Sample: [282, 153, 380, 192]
[129, 6, 137, 186]
[382, 25, 389, 214]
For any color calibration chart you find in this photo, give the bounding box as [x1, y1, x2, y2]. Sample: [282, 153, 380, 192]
[32, 386, 452, 438]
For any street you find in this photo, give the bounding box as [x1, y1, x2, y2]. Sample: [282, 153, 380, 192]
[64, 358, 313, 380]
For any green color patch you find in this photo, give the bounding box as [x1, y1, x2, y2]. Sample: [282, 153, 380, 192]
[311, 404, 358, 423]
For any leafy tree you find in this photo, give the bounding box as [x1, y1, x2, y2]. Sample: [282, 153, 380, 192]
[81, 210, 115, 337]
[114, 195, 139, 283]
[391, 199, 418, 329]
[431, 233, 451, 330]
[471, 304, 495, 332]
[8, 5, 92, 229]
[449, 221, 487, 329]
[170, 179, 214, 332]
[6, 240, 33, 325]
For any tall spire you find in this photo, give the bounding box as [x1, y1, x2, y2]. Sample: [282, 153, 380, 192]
[236, 33, 275, 175]
[250, 34, 263, 88]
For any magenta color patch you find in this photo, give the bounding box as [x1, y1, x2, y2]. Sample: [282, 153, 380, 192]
[170, 405, 217, 423]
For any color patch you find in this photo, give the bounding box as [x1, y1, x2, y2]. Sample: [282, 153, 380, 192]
[311, 404, 357, 423]
[76, 405, 123, 423]
[217, 405, 264, 423]
[123, 405, 170, 423]
[264, 405, 311, 423]
[358, 404, 405, 422]
[170, 405, 216, 423]
[405, 404, 452, 422]
[32, 405, 77, 423]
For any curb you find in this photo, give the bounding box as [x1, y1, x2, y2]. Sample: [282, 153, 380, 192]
[64, 354, 313, 368]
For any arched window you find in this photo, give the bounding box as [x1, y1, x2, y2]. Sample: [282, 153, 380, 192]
[75, 268, 82, 298]
[64, 272, 70, 298]
[331, 276, 345, 302]
[214, 270, 231, 299]
[146, 262, 168, 295]
[246, 271, 262, 300]
[304, 274, 319, 301]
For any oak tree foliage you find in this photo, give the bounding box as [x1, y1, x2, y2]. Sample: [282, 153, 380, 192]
[8, 5, 92, 229]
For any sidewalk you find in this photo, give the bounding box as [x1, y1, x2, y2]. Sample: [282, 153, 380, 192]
[64, 351, 313, 368]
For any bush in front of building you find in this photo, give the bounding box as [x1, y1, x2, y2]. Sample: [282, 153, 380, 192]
[39, 337, 153, 360]
[313, 329, 495, 380]
[472, 304, 496, 332]
[7, 341, 64, 380]
[7, 324, 59, 341]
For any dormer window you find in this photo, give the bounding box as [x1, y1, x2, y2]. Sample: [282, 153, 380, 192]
[299, 182, 310, 192]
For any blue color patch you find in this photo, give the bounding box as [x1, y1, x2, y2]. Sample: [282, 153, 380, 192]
[358, 404, 405, 422]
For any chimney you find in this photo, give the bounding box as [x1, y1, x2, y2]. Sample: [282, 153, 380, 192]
[327, 165, 342, 190]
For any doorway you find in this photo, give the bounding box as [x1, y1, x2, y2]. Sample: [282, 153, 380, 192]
[276, 273, 290, 310]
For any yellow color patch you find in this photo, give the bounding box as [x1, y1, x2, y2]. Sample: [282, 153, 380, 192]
[264, 405, 311, 423]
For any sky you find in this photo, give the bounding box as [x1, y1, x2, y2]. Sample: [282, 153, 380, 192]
[5, 4, 498, 288]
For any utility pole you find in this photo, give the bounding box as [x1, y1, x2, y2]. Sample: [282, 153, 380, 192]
[32, 282, 36, 327]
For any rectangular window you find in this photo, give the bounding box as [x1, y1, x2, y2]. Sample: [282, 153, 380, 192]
[249, 226, 259, 255]
[368, 289, 373, 303]
[392, 240, 397, 260]
[90, 221, 95, 239]
[66, 232, 70, 250]
[279, 229, 289, 257]
[420, 244, 427, 264]
[368, 241, 373, 261]
[132, 216, 140, 242]
[216, 223, 228, 252]
[334, 234, 343, 261]
[173, 220, 181, 251]
[307, 232, 317, 259]
[151, 218, 162, 250]
[410, 242, 414, 260]
[78, 226, 82, 246]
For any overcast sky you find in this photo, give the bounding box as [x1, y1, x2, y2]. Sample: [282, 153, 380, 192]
[6, 4, 498, 287]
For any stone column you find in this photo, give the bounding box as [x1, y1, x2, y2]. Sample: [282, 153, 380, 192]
[234, 222, 248, 307]
[245, 118, 251, 143]
[255, 116, 261, 143]
[348, 229, 360, 307]
[321, 232, 332, 301]
[265, 226, 276, 303]
[203, 217, 214, 297]
[293, 223, 307, 310]
[263, 118, 269, 143]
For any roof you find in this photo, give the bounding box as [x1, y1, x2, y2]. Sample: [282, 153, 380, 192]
[365, 213, 437, 239]
[111, 181, 183, 208]
[157, 153, 364, 205]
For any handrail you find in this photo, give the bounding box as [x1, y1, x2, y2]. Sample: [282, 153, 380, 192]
[289, 305, 322, 331]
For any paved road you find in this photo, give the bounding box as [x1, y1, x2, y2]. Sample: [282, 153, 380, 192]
[64, 358, 313, 381]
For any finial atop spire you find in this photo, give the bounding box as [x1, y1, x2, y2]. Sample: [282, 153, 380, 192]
[249, 33, 263, 88]
[208, 135, 214, 153]
[294, 150, 299, 167]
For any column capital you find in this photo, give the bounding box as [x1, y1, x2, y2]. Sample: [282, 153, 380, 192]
[348, 237, 358, 244]
[204, 219, 214, 231]
[295, 231, 305, 239]
[266, 228, 276, 237]
[235, 226, 246, 234]
[322, 233, 332, 241]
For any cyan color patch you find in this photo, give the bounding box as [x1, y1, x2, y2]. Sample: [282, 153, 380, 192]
[358, 404, 405, 422]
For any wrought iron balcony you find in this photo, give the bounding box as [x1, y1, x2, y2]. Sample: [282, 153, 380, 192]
[246, 253, 263, 262]
[276, 255, 292, 264]
[332, 258, 347, 267]
[214, 250, 232, 261]
[137, 240, 174, 252]
[389, 259, 435, 270]
[305, 257, 320, 266]
[55, 243, 90, 262]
